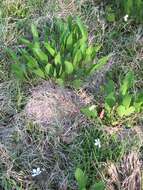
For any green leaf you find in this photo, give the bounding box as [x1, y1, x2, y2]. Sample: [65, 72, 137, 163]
[33, 68, 45, 78]
[31, 24, 39, 40]
[81, 105, 97, 119]
[64, 61, 74, 74]
[93, 44, 102, 53]
[54, 52, 61, 65]
[45, 63, 54, 76]
[56, 78, 64, 86]
[105, 102, 112, 113]
[105, 93, 116, 108]
[90, 181, 105, 190]
[117, 105, 126, 117]
[134, 102, 143, 112]
[73, 50, 82, 66]
[88, 55, 110, 75]
[136, 91, 143, 103]
[75, 168, 87, 190]
[76, 17, 88, 40]
[53, 68, 57, 77]
[122, 94, 132, 108]
[20, 38, 31, 47]
[66, 33, 73, 47]
[120, 71, 134, 96]
[33, 48, 48, 62]
[124, 106, 135, 116]
[85, 46, 94, 62]
[134, 92, 143, 112]
[44, 42, 56, 56]
[21, 49, 39, 69]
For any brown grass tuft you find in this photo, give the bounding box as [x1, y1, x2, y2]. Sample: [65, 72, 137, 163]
[107, 152, 142, 190]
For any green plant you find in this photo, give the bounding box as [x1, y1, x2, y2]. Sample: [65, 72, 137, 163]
[107, 0, 143, 23]
[81, 71, 143, 125]
[70, 127, 128, 189]
[7, 16, 110, 86]
[0, 175, 23, 190]
[75, 168, 105, 190]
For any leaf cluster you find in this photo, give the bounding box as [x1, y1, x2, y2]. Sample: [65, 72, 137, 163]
[7, 16, 110, 86]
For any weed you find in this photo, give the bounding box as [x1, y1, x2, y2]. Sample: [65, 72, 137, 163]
[7, 16, 110, 87]
[67, 127, 130, 188]
[75, 168, 104, 190]
[81, 71, 143, 126]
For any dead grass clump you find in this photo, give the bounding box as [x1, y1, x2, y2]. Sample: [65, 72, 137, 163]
[107, 151, 142, 190]
[57, 0, 77, 18]
[25, 81, 90, 129]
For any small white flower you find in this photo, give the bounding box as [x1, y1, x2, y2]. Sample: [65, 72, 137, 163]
[32, 167, 42, 177]
[124, 14, 128, 22]
[89, 105, 96, 111]
[94, 138, 101, 148]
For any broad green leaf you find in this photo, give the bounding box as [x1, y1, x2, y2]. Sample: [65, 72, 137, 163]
[45, 63, 53, 76]
[122, 94, 132, 108]
[134, 92, 143, 112]
[66, 33, 73, 47]
[120, 71, 134, 96]
[67, 15, 73, 31]
[21, 49, 38, 69]
[105, 93, 116, 108]
[117, 105, 126, 117]
[54, 53, 62, 76]
[33, 48, 48, 62]
[20, 38, 31, 47]
[86, 46, 93, 56]
[31, 24, 39, 40]
[56, 78, 64, 86]
[73, 50, 82, 66]
[90, 181, 105, 190]
[85, 46, 94, 62]
[75, 168, 87, 190]
[54, 52, 61, 65]
[44, 42, 56, 56]
[94, 44, 102, 54]
[134, 102, 143, 112]
[53, 68, 57, 77]
[60, 29, 69, 48]
[76, 17, 88, 40]
[136, 91, 143, 103]
[81, 44, 87, 57]
[64, 61, 74, 74]
[33, 68, 45, 78]
[81, 105, 97, 119]
[124, 106, 135, 116]
[88, 55, 110, 75]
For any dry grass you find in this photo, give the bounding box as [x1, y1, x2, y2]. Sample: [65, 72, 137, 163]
[106, 152, 142, 190]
